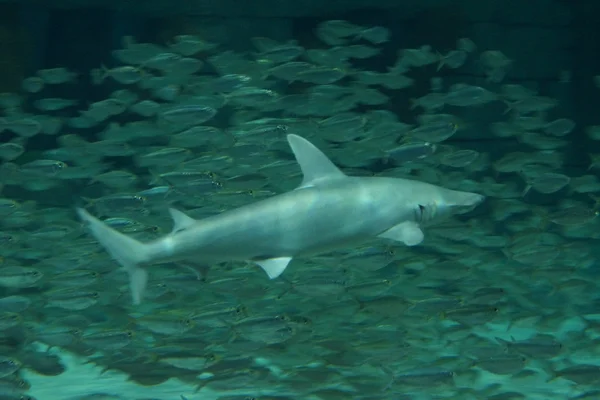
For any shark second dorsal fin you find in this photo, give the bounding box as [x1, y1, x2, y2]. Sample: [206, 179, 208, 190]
[287, 134, 346, 189]
[169, 208, 196, 233]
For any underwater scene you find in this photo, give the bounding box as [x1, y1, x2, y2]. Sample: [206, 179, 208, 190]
[0, 0, 600, 399]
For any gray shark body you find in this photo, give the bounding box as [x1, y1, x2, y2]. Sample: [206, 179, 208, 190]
[77, 134, 484, 304]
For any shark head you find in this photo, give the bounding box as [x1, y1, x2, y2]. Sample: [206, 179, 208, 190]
[412, 184, 485, 225]
[378, 182, 484, 247]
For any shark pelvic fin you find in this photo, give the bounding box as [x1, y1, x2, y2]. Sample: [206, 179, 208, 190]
[287, 134, 346, 189]
[169, 208, 196, 233]
[255, 256, 293, 279]
[378, 221, 424, 246]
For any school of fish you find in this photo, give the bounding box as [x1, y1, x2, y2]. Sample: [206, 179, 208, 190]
[0, 18, 600, 400]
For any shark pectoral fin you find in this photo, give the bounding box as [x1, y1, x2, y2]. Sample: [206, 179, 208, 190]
[287, 134, 347, 189]
[255, 257, 293, 279]
[378, 221, 424, 246]
[169, 208, 196, 233]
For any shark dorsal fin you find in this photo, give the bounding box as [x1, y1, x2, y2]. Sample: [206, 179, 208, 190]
[287, 134, 346, 189]
[169, 208, 196, 233]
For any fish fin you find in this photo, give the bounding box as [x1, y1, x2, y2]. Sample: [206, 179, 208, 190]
[286, 134, 346, 189]
[378, 221, 424, 246]
[169, 207, 196, 233]
[435, 50, 445, 71]
[76, 208, 150, 304]
[255, 256, 293, 279]
[251, 36, 280, 52]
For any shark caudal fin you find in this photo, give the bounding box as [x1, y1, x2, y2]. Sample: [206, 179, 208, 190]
[76, 208, 150, 305]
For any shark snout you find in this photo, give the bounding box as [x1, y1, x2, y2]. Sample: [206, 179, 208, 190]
[453, 192, 485, 214]
[469, 193, 486, 206]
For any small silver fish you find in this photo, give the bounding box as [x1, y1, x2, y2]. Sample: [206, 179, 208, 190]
[385, 142, 437, 164]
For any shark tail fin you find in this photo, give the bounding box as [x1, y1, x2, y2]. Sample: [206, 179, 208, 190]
[76, 208, 150, 305]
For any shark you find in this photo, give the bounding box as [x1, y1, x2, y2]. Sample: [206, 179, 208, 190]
[77, 134, 484, 304]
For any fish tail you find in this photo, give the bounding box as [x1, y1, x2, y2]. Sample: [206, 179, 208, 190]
[76, 208, 150, 305]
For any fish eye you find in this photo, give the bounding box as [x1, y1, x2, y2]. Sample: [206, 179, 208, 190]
[91, 292, 99, 298]
[126, 331, 134, 338]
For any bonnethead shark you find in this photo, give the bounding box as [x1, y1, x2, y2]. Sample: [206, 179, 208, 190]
[77, 134, 484, 304]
